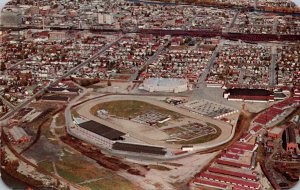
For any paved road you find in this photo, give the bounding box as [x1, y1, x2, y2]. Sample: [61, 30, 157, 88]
[224, 11, 240, 33]
[0, 35, 123, 121]
[0, 94, 15, 110]
[6, 56, 33, 70]
[269, 45, 277, 87]
[238, 68, 246, 84]
[254, 0, 258, 9]
[64, 86, 90, 135]
[197, 39, 224, 85]
[129, 37, 171, 82]
[272, 17, 278, 35]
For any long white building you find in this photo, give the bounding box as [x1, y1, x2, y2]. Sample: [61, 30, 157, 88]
[141, 78, 188, 93]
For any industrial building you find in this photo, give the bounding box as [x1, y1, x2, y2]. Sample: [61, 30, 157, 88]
[285, 125, 299, 154]
[8, 126, 31, 144]
[224, 88, 274, 102]
[40, 96, 70, 103]
[268, 126, 285, 139]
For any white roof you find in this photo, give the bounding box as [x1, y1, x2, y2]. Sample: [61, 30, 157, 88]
[8, 126, 29, 141]
[144, 78, 187, 87]
[269, 127, 284, 134]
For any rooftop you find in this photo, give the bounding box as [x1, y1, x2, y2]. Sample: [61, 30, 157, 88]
[78, 120, 125, 140]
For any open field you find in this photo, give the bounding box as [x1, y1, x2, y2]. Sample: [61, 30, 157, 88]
[90, 100, 182, 120]
[148, 165, 171, 171]
[35, 138, 142, 190]
[85, 177, 141, 190]
[38, 160, 54, 173]
[55, 156, 109, 183]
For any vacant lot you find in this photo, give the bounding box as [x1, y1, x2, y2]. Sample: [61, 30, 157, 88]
[90, 100, 182, 119]
[148, 164, 171, 171]
[53, 154, 141, 190]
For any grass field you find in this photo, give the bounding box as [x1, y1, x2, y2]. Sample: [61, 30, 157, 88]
[38, 160, 54, 173]
[85, 177, 141, 190]
[90, 100, 182, 119]
[54, 155, 141, 190]
[71, 110, 80, 117]
[175, 124, 222, 145]
[55, 156, 110, 183]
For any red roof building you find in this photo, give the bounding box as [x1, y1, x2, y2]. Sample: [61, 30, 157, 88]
[193, 178, 228, 189]
[216, 159, 252, 169]
[199, 173, 260, 189]
[227, 148, 245, 155]
[231, 142, 257, 152]
[233, 185, 254, 190]
[240, 133, 253, 142]
[250, 125, 263, 135]
[207, 167, 258, 181]
[221, 152, 240, 160]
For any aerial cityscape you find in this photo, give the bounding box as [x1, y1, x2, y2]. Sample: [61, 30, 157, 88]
[0, 0, 299, 190]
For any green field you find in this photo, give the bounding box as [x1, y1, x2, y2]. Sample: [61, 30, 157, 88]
[55, 156, 110, 183]
[85, 177, 141, 190]
[90, 100, 182, 119]
[54, 156, 141, 190]
[38, 160, 54, 173]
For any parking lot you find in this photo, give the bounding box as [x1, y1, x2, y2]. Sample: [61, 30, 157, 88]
[131, 110, 170, 125]
[163, 122, 217, 142]
[182, 99, 238, 119]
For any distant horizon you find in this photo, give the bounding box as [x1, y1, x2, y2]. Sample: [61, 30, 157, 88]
[1, 0, 300, 10]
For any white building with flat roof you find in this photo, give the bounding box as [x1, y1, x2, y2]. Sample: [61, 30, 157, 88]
[141, 78, 188, 93]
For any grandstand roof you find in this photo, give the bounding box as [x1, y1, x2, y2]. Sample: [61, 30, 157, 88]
[112, 142, 166, 155]
[78, 120, 125, 140]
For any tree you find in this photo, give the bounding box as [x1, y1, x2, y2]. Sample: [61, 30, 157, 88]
[107, 79, 112, 86]
[0, 62, 6, 71]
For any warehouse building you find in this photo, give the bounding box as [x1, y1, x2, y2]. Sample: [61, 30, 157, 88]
[40, 95, 70, 103]
[224, 88, 274, 102]
[8, 126, 31, 144]
[268, 126, 285, 139]
[47, 87, 81, 95]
